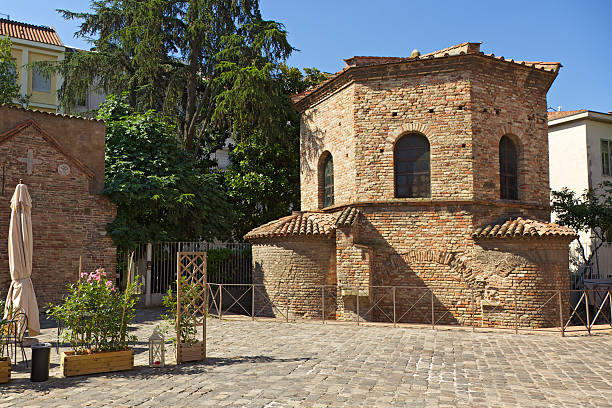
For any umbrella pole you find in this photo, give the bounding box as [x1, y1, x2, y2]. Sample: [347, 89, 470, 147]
[78, 256, 82, 281]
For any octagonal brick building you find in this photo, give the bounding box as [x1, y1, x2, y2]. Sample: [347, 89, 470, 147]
[245, 42, 577, 328]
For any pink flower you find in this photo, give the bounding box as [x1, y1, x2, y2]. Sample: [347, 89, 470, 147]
[106, 280, 113, 289]
[80, 272, 88, 278]
[87, 276, 92, 283]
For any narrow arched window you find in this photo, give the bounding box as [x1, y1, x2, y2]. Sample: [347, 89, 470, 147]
[394, 133, 430, 198]
[499, 136, 518, 200]
[323, 155, 334, 207]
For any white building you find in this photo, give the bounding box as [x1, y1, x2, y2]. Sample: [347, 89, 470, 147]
[548, 109, 612, 280]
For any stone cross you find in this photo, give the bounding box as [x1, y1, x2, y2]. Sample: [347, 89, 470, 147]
[17, 149, 42, 175]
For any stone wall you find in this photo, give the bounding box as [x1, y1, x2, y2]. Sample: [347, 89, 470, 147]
[300, 84, 356, 211]
[0, 106, 106, 193]
[352, 60, 473, 201]
[249, 49, 570, 329]
[252, 237, 336, 319]
[0, 111, 116, 306]
[470, 58, 552, 206]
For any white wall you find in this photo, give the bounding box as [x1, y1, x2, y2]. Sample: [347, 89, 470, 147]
[549, 116, 612, 279]
[548, 120, 591, 273]
[586, 120, 612, 278]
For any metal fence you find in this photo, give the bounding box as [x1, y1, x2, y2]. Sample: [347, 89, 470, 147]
[205, 284, 612, 337]
[570, 264, 599, 290]
[117, 242, 251, 304]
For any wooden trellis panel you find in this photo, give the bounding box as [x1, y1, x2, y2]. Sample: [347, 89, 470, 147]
[176, 252, 207, 364]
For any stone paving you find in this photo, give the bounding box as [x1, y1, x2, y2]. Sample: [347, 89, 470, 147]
[1, 309, 612, 407]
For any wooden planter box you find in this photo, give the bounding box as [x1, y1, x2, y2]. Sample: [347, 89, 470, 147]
[0, 357, 10, 383]
[177, 341, 205, 363]
[60, 349, 134, 377]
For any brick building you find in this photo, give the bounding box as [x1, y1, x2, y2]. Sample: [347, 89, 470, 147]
[245, 42, 578, 328]
[0, 106, 116, 306]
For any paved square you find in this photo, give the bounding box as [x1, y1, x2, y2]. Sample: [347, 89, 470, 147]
[1, 309, 611, 407]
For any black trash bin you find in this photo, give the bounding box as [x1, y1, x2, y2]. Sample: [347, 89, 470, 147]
[30, 343, 51, 382]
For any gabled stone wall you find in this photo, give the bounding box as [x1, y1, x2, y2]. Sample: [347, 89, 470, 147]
[0, 110, 116, 306]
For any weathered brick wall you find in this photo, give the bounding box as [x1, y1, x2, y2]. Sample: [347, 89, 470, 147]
[0, 113, 116, 307]
[250, 52, 569, 328]
[0, 106, 106, 193]
[335, 227, 372, 320]
[470, 58, 552, 206]
[352, 62, 473, 201]
[300, 84, 356, 211]
[252, 237, 336, 319]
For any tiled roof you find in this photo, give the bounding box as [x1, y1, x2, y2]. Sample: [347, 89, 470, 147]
[244, 207, 360, 240]
[473, 217, 577, 240]
[548, 109, 587, 121]
[0, 104, 104, 122]
[0, 18, 62, 46]
[336, 207, 359, 227]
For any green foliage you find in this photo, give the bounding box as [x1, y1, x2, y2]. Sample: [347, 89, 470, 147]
[551, 181, 612, 268]
[0, 37, 28, 106]
[0, 299, 11, 358]
[47, 268, 139, 354]
[100, 94, 233, 248]
[160, 276, 203, 347]
[224, 65, 329, 238]
[51, 0, 294, 155]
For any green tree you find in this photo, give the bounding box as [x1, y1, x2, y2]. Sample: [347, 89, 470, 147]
[224, 65, 329, 239]
[551, 181, 612, 273]
[0, 37, 28, 106]
[100, 94, 233, 248]
[50, 0, 292, 155]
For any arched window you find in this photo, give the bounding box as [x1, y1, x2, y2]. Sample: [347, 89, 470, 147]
[323, 154, 334, 207]
[499, 136, 518, 200]
[394, 133, 430, 198]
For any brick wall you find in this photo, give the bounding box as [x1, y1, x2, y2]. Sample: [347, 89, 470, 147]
[0, 111, 116, 307]
[300, 84, 356, 210]
[249, 51, 570, 329]
[252, 237, 336, 319]
[0, 106, 106, 193]
[470, 58, 551, 206]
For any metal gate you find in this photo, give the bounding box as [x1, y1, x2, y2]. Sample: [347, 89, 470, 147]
[117, 241, 251, 306]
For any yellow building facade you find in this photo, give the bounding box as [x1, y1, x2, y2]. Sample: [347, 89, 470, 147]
[1, 18, 64, 112]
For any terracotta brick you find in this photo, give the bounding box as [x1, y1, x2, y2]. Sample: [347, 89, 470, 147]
[0, 108, 116, 307]
[247, 48, 573, 328]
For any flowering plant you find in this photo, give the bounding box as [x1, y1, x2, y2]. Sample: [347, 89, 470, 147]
[48, 268, 140, 354]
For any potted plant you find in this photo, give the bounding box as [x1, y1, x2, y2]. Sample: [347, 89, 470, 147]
[161, 277, 205, 363]
[0, 299, 11, 383]
[48, 268, 140, 377]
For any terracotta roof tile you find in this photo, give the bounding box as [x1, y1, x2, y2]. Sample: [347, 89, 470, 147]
[473, 217, 577, 240]
[244, 212, 337, 240]
[0, 18, 62, 46]
[548, 109, 587, 121]
[244, 207, 360, 240]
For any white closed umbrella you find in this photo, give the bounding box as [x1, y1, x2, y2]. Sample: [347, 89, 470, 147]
[4, 182, 40, 336]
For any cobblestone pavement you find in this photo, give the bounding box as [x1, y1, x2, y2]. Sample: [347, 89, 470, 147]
[1, 309, 611, 407]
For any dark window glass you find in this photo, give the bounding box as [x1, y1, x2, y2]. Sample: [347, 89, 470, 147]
[602, 139, 611, 176]
[499, 136, 518, 200]
[394, 133, 430, 198]
[323, 155, 334, 207]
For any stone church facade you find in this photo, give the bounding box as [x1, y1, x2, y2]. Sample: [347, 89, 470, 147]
[245, 42, 577, 328]
[0, 106, 116, 306]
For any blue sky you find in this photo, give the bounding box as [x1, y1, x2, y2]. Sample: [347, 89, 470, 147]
[3, 0, 610, 112]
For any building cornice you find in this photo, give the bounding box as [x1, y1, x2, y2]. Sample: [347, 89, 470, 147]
[295, 53, 559, 113]
[317, 199, 550, 213]
[548, 111, 612, 127]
